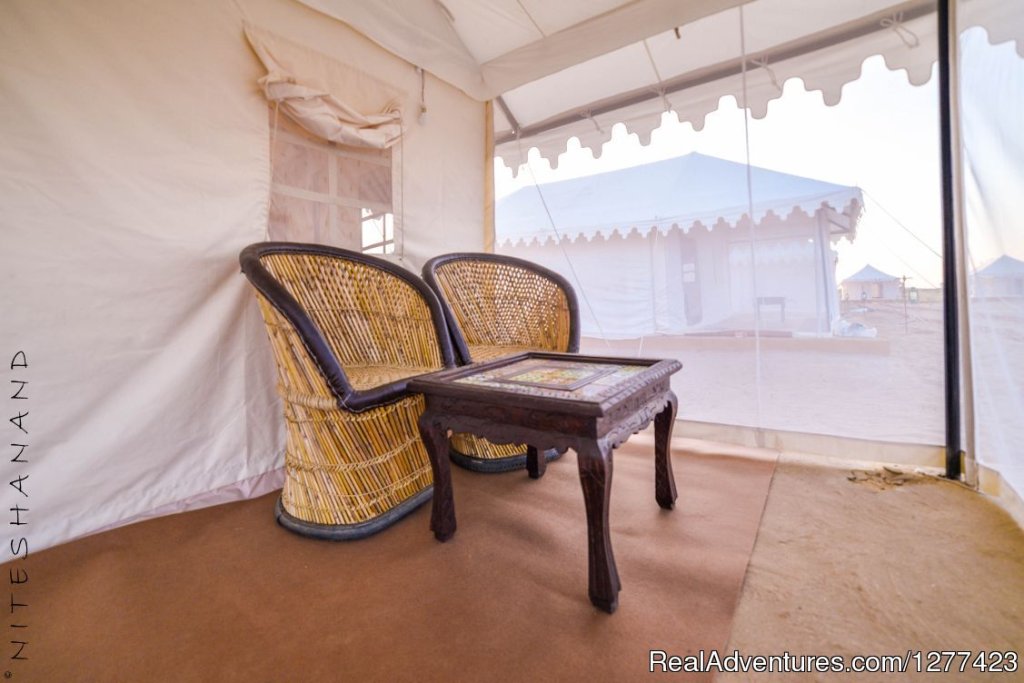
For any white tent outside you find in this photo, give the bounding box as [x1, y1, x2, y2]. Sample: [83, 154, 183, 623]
[842, 264, 904, 300]
[973, 255, 1024, 298]
[2, 0, 1023, 552]
[496, 153, 862, 337]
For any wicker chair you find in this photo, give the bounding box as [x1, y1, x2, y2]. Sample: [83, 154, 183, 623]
[422, 253, 581, 472]
[240, 242, 456, 539]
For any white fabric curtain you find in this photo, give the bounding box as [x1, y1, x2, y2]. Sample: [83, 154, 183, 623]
[958, 6, 1024, 502]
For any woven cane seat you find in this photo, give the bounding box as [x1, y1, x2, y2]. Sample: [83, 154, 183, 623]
[240, 242, 455, 538]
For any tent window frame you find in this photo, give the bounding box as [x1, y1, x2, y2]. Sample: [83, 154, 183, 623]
[267, 107, 400, 254]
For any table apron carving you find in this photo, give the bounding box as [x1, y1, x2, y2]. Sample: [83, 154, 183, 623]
[597, 387, 674, 449]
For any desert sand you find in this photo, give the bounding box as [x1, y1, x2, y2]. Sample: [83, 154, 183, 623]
[583, 299, 1023, 463]
[723, 456, 1024, 681]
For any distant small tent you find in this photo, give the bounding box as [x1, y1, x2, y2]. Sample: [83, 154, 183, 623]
[842, 264, 902, 301]
[974, 255, 1024, 298]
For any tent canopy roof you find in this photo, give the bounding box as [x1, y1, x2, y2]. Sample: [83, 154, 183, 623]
[496, 152, 862, 246]
[843, 264, 900, 283]
[297, 0, 1023, 171]
[977, 254, 1024, 278]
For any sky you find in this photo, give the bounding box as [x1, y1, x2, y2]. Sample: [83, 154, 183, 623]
[494, 28, 1024, 288]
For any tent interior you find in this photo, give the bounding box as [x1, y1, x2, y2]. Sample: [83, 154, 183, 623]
[3, 0, 1023, 678]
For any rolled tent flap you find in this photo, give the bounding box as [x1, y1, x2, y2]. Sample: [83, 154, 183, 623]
[245, 25, 403, 149]
[257, 73, 402, 148]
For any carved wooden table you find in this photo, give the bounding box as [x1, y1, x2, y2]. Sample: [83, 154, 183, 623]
[408, 352, 681, 614]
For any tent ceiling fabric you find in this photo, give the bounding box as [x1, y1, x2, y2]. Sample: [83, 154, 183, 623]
[294, 0, 746, 100]
[297, 0, 1022, 172]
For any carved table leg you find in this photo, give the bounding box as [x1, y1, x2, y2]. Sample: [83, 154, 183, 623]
[526, 445, 546, 479]
[417, 410, 456, 541]
[577, 440, 620, 613]
[654, 391, 678, 510]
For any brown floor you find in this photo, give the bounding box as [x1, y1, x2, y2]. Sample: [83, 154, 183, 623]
[11, 444, 1024, 682]
[7, 437, 776, 682]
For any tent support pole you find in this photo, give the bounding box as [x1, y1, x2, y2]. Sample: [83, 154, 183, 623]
[484, 100, 496, 252]
[937, 0, 963, 480]
[815, 212, 834, 334]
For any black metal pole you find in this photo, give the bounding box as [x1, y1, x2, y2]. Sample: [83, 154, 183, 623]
[937, 0, 963, 480]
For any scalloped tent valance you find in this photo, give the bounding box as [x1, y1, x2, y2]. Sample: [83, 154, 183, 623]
[297, 0, 1022, 172]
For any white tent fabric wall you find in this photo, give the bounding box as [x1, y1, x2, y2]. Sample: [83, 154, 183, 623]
[0, 0, 278, 551]
[0, 0, 485, 551]
[958, 14, 1024, 505]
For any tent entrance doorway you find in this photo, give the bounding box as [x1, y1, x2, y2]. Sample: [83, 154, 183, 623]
[681, 236, 702, 325]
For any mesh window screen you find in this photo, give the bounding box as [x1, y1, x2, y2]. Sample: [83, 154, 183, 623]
[268, 109, 397, 253]
[496, 5, 947, 453]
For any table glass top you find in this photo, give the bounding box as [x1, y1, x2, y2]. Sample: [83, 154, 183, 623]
[454, 358, 647, 401]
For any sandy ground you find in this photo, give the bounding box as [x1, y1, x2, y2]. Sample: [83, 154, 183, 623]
[582, 299, 1024, 456]
[721, 457, 1024, 681]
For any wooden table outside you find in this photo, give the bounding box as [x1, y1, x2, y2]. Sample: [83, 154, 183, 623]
[756, 295, 786, 323]
[408, 352, 682, 613]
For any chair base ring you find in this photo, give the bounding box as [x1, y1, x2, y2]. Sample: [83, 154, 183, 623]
[275, 486, 433, 540]
[449, 446, 564, 473]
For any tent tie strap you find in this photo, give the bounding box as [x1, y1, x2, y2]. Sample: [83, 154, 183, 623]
[750, 57, 782, 94]
[881, 12, 920, 49]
